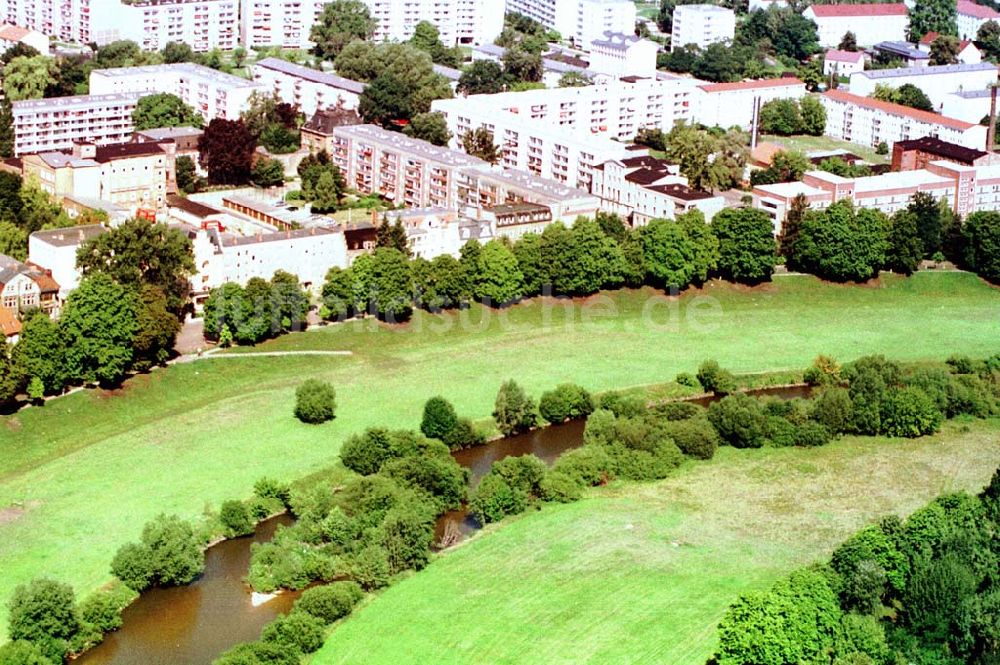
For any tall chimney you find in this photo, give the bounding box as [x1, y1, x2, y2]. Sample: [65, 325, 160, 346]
[988, 85, 997, 154]
[750, 96, 761, 150]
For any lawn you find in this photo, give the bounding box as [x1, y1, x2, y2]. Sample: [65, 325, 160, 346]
[0, 273, 998, 638]
[313, 420, 1000, 665]
[761, 134, 889, 164]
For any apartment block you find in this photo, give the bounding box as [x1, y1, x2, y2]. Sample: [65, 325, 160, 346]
[957, 0, 1000, 40]
[891, 136, 999, 171]
[849, 63, 998, 111]
[118, 0, 239, 51]
[27, 224, 107, 297]
[802, 3, 908, 48]
[12, 93, 142, 156]
[89, 63, 261, 122]
[506, 0, 635, 49]
[670, 4, 735, 50]
[694, 78, 806, 131]
[239, 0, 323, 49]
[592, 154, 725, 225]
[588, 32, 658, 78]
[251, 58, 364, 116]
[821, 89, 988, 151]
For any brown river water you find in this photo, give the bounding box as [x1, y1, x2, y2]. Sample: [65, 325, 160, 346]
[76, 384, 810, 665]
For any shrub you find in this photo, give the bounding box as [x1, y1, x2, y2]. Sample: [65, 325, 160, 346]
[248, 537, 317, 592]
[380, 454, 468, 510]
[880, 387, 941, 438]
[708, 394, 768, 448]
[294, 379, 337, 424]
[340, 427, 394, 475]
[492, 455, 548, 495]
[552, 445, 613, 486]
[0, 641, 54, 665]
[294, 582, 363, 624]
[77, 585, 134, 633]
[794, 420, 832, 447]
[831, 524, 909, 598]
[540, 471, 583, 502]
[260, 610, 325, 654]
[253, 478, 291, 507]
[140, 514, 205, 586]
[946, 374, 996, 418]
[608, 437, 684, 481]
[697, 360, 737, 394]
[214, 641, 299, 665]
[803, 354, 842, 386]
[469, 474, 528, 525]
[835, 613, 890, 664]
[765, 415, 798, 447]
[7, 578, 79, 645]
[810, 387, 854, 434]
[347, 544, 392, 590]
[676, 372, 699, 388]
[110, 542, 154, 591]
[839, 559, 888, 615]
[664, 417, 719, 459]
[219, 500, 253, 537]
[946, 354, 976, 374]
[379, 503, 436, 574]
[650, 401, 703, 422]
[441, 417, 485, 450]
[493, 380, 537, 435]
[582, 408, 617, 446]
[538, 383, 594, 424]
[597, 392, 646, 418]
[420, 396, 458, 439]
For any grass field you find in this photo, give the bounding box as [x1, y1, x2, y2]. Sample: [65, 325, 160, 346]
[313, 420, 1000, 665]
[760, 134, 889, 164]
[1, 273, 998, 638]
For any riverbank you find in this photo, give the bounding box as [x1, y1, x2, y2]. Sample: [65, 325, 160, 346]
[313, 418, 1000, 665]
[2, 273, 998, 639]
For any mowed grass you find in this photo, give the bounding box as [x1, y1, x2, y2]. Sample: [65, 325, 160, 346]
[761, 134, 890, 164]
[0, 273, 998, 638]
[314, 420, 1000, 665]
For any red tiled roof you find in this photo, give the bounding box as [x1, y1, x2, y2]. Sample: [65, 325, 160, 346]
[822, 89, 976, 130]
[919, 31, 940, 45]
[698, 77, 804, 93]
[0, 24, 30, 40]
[958, 0, 1000, 19]
[0, 307, 20, 338]
[806, 3, 907, 17]
[825, 48, 864, 63]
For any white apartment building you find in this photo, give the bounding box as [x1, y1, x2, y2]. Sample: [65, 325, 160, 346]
[670, 4, 735, 51]
[957, 0, 1000, 40]
[823, 49, 864, 77]
[693, 78, 806, 131]
[588, 32, 658, 78]
[0, 23, 48, 53]
[848, 62, 998, 112]
[251, 57, 364, 116]
[592, 154, 725, 225]
[940, 88, 993, 124]
[802, 3, 908, 48]
[89, 63, 262, 122]
[12, 92, 142, 156]
[363, 0, 504, 45]
[239, 0, 323, 49]
[821, 89, 988, 150]
[506, 0, 636, 49]
[27, 225, 107, 297]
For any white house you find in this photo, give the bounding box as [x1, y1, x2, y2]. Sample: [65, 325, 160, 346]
[848, 62, 998, 112]
[504, 0, 636, 49]
[940, 88, 994, 123]
[917, 32, 983, 64]
[823, 49, 865, 77]
[27, 225, 107, 298]
[670, 4, 735, 50]
[957, 0, 1000, 40]
[802, 3, 908, 48]
[0, 23, 48, 54]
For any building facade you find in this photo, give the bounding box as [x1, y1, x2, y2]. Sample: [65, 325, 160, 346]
[694, 78, 806, 131]
[505, 0, 636, 48]
[588, 31, 658, 77]
[848, 62, 998, 112]
[802, 3, 908, 48]
[0, 23, 48, 53]
[823, 49, 864, 77]
[12, 93, 142, 156]
[251, 57, 364, 116]
[670, 4, 735, 50]
[27, 224, 107, 297]
[957, 0, 1000, 40]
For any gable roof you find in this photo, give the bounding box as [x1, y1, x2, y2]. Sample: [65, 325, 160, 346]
[825, 49, 864, 63]
[806, 3, 907, 17]
[957, 0, 1000, 19]
[0, 307, 20, 338]
[822, 89, 976, 130]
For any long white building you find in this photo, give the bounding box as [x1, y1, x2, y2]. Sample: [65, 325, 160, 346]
[802, 3, 908, 48]
[848, 63, 998, 112]
[695, 78, 806, 131]
[89, 63, 262, 122]
[251, 57, 364, 116]
[11, 93, 142, 155]
[670, 4, 735, 51]
[505, 0, 636, 49]
[957, 0, 1000, 40]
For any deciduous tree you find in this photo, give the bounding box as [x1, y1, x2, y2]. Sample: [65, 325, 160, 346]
[198, 118, 257, 185]
[2, 56, 56, 101]
[908, 0, 958, 41]
[403, 111, 451, 146]
[460, 127, 500, 164]
[457, 60, 504, 95]
[132, 93, 203, 130]
[60, 274, 139, 385]
[310, 0, 376, 61]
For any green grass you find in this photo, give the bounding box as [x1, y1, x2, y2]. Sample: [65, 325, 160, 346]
[760, 134, 889, 164]
[0, 273, 998, 638]
[313, 420, 1000, 665]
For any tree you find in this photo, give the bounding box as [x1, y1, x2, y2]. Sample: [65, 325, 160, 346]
[963, 210, 1000, 283]
[175, 155, 199, 194]
[0, 343, 18, 407]
[905, 191, 950, 258]
[77, 218, 195, 315]
[663, 122, 747, 193]
[60, 274, 139, 386]
[7, 578, 78, 646]
[750, 150, 810, 186]
[712, 208, 777, 284]
[311, 168, 346, 214]
[93, 40, 144, 68]
[2, 56, 56, 101]
[0, 42, 39, 65]
[0, 221, 26, 260]
[161, 40, 196, 64]
[759, 99, 803, 136]
[295, 582, 363, 624]
[473, 240, 524, 305]
[251, 157, 285, 188]
[294, 379, 337, 424]
[976, 20, 1000, 60]
[0, 100, 14, 158]
[421, 396, 458, 439]
[799, 96, 826, 136]
[558, 71, 590, 87]
[908, 0, 958, 41]
[791, 201, 889, 282]
[502, 46, 543, 83]
[839, 31, 858, 51]
[457, 60, 505, 95]
[132, 93, 203, 131]
[358, 72, 414, 127]
[375, 218, 409, 255]
[929, 35, 961, 65]
[460, 127, 500, 164]
[11, 311, 66, 395]
[241, 91, 298, 140]
[538, 383, 594, 423]
[697, 359, 737, 394]
[736, 7, 819, 61]
[310, 0, 377, 61]
[403, 111, 451, 146]
[493, 380, 536, 436]
[692, 42, 743, 82]
[368, 247, 413, 321]
[408, 20, 462, 67]
[141, 514, 204, 586]
[885, 209, 924, 275]
[198, 118, 256, 185]
[895, 84, 935, 112]
[133, 284, 181, 368]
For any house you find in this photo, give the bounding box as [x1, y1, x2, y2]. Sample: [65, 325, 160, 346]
[300, 107, 363, 156]
[0, 254, 61, 328]
[0, 23, 48, 55]
[588, 32, 658, 78]
[957, 0, 1000, 41]
[803, 3, 908, 48]
[823, 49, 865, 77]
[27, 225, 107, 298]
[917, 32, 983, 64]
[873, 41, 931, 68]
[891, 135, 1000, 170]
[251, 57, 366, 116]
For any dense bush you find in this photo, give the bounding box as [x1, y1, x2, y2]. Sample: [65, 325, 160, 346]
[810, 386, 854, 434]
[253, 477, 291, 508]
[538, 383, 594, 424]
[469, 473, 528, 525]
[708, 394, 768, 448]
[293, 582, 363, 624]
[339, 427, 395, 475]
[420, 396, 458, 439]
[442, 417, 485, 450]
[219, 500, 253, 537]
[109, 543, 153, 592]
[111, 514, 204, 591]
[381, 453, 468, 510]
[493, 380, 537, 435]
[214, 641, 299, 665]
[675, 372, 699, 388]
[880, 387, 941, 438]
[663, 417, 719, 460]
[260, 610, 325, 654]
[539, 471, 583, 502]
[347, 544, 392, 590]
[7, 579, 79, 647]
[294, 379, 337, 424]
[696, 360, 737, 395]
[551, 445, 613, 487]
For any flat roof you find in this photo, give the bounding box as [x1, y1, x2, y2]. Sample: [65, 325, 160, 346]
[12, 92, 143, 112]
[333, 124, 490, 169]
[254, 58, 365, 94]
[674, 4, 734, 13]
[851, 169, 951, 192]
[894, 136, 987, 162]
[755, 181, 828, 198]
[858, 61, 995, 79]
[482, 168, 596, 203]
[807, 3, 906, 17]
[29, 224, 106, 246]
[698, 77, 804, 93]
[137, 126, 203, 139]
[223, 227, 342, 247]
[91, 62, 259, 88]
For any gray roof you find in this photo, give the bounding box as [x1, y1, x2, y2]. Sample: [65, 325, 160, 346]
[29, 224, 106, 247]
[12, 92, 143, 113]
[91, 62, 259, 89]
[861, 60, 999, 79]
[136, 126, 204, 140]
[954, 88, 994, 98]
[255, 57, 366, 94]
[332, 124, 490, 169]
[433, 64, 462, 81]
[591, 31, 644, 50]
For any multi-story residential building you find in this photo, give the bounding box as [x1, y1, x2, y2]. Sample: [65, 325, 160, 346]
[89, 63, 261, 122]
[27, 224, 107, 297]
[20, 141, 174, 212]
[820, 89, 988, 151]
[957, 0, 1000, 40]
[12, 93, 142, 156]
[591, 154, 725, 225]
[891, 136, 998, 171]
[473, 168, 601, 221]
[670, 4, 735, 50]
[695, 78, 807, 130]
[823, 49, 864, 77]
[239, 0, 323, 49]
[506, 0, 635, 48]
[802, 3, 908, 48]
[849, 63, 998, 112]
[0, 23, 48, 54]
[753, 159, 1000, 229]
[873, 41, 930, 68]
[588, 31, 658, 77]
[366, 0, 505, 44]
[251, 57, 365, 116]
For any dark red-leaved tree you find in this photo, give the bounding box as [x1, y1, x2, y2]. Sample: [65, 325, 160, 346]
[198, 118, 257, 185]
